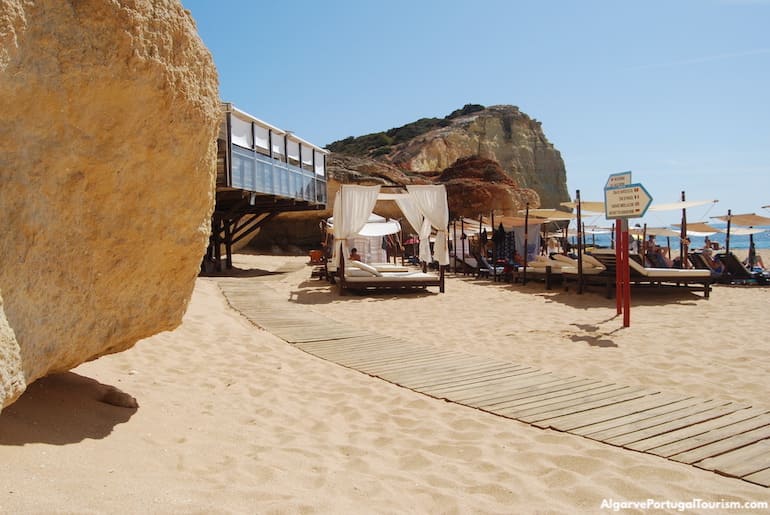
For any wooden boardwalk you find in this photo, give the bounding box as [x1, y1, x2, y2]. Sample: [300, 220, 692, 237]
[218, 278, 770, 488]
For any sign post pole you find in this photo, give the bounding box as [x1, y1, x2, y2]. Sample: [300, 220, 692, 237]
[615, 220, 622, 315]
[604, 172, 652, 329]
[621, 219, 631, 327]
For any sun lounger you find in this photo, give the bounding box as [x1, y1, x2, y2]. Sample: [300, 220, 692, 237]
[308, 249, 328, 280]
[688, 252, 724, 280]
[580, 250, 712, 298]
[715, 252, 769, 285]
[478, 255, 508, 281]
[451, 254, 479, 276]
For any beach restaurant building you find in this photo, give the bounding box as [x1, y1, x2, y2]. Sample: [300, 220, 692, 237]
[205, 103, 329, 270]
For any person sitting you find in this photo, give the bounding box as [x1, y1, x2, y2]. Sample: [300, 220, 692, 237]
[349, 247, 362, 262]
[650, 247, 672, 268]
[644, 235, 657, 265]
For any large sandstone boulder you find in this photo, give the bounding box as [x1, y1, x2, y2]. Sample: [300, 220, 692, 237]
[0, 292, 23, 408]
[0, 0, 220, 409]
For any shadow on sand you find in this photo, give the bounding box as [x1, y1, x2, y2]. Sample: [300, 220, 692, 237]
[288, 279, 437, 305]
[0, 373, 137, 446]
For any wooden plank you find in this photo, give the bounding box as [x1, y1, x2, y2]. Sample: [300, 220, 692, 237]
[650, 412, 770, 458]
[308, 341, 426, 362]
[298, 334, 403, 350]
[635, 409, 770, 456]
[483, 380, 616, 412]
[608, 403, 749, 447]
[743, 468, 770, 488]
[344, 350, 461, 370]
[694, 439, 770, 477]
[421, 368, 545, 397]
[429, 372, 556, 401]
[366, 352, 481, 372]
[401, 365, 533, 390]
[516, 394, 649, 427]
[419, 369, 568, 402]
[382, 362, 510, 384]
[298, 335, 401, 352]
[534, 392, 689, 431]
[301, 342, 415, 361]
[463, 377, 598, 408]
[670, 424, 770, 464]
[420, 371, 550, 401]
[500, 384, 635, 417]
[479, 378, 604, 409]
[584, 400, 722, 441]
[509, 388, 649, 422]
[304, 339, 427, 360]
[394, 363, 525, 388]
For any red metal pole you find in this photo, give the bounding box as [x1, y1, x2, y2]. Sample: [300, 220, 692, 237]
[615, 220, 622, 314]
[622, 224, 631, 327]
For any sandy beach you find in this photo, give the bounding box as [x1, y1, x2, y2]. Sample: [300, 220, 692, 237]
[2, 252, 769, 513]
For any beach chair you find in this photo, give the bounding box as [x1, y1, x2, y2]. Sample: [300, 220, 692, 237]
[452, 254, 478, 276]
[715, 252, 769, 285]
[478, 255, 508, 281]
[573, 251, 712, 298]
[308, 249, 328, 280]
[556, 254, 611, 293]
[688, 252, 724, 280]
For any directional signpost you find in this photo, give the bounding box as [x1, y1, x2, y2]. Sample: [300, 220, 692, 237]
[604, 183, 653, 220]
[603, 173, 653, 328]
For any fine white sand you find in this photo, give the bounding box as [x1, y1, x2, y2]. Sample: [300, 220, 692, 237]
[1, 252, 769, 513]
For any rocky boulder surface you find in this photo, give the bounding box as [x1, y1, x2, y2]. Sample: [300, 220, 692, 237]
[0, 0, 220, 409]
[437, 156, 540, 218]
[385, 105, 568, 208]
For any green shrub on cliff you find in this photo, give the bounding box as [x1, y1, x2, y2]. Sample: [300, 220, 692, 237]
[327, 104, 486, 157]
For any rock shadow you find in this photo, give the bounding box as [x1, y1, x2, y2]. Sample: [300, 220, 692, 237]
[0, 372, 137, 446]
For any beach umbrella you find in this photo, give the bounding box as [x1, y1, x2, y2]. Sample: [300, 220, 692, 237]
[522, 208, 576, 220]
[560, 200, 605, 214]
[649, 196, 718, 268]
[710, 212, 770, 255]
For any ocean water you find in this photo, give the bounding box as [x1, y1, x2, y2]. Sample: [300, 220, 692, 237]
[578, 225, 770, 251]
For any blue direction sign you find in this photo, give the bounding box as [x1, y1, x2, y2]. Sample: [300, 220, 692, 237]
[604, 182, 653, 219]
[605, 171, 632, 189]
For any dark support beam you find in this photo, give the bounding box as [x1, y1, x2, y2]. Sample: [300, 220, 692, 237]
[224, 218, 233, 269]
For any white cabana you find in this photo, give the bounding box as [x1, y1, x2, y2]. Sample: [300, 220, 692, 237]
[326, 212, 401, 264]
[332, 184, 450, 267]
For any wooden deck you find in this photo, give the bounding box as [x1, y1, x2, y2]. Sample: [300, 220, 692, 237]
[218, 278, 770, 488]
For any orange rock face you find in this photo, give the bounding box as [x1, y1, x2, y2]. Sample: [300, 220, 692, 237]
[0, 0, 220, 408]
[437, 156, 540, 218]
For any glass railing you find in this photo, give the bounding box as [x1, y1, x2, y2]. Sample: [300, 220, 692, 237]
[230, 145, 326, 205]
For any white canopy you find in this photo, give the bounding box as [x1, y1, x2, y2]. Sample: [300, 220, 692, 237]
[718, 227, 766, 236]
[332, 185, 449, 266]
[710, 213, 770, 227]
[560, 201, 606, 214]
[648, 199, 718, 212]
[326, 213, 401, 238]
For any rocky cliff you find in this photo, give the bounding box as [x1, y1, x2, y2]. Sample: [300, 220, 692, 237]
[248, 104, 565, 249]
[0, 0, 220, 409]
[329, 104, 570, 209]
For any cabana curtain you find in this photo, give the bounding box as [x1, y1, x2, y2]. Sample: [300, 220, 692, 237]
[407, 185, 450, 266]
[394, 196, 426, 258]
[331, 185, 381, 269]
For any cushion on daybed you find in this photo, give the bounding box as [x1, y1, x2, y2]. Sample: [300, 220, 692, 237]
[346, 260, 382, 277]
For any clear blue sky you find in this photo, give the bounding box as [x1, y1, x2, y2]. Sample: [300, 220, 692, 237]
[182, 0, 769, 226]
